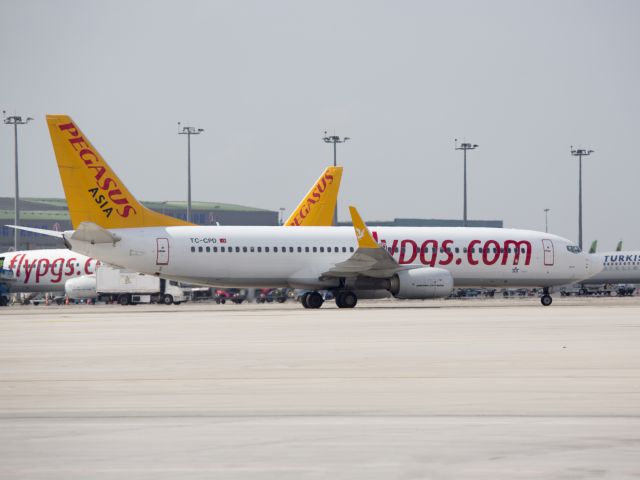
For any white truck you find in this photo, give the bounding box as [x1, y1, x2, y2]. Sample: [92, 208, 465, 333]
[65, 265, 188, 305]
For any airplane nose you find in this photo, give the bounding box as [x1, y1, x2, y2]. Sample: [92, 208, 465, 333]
[585, 253, 603, 276]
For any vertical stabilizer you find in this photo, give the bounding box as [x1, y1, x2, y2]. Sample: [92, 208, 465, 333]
[284, 166, 343, 226]
[47, 115, 194, 229]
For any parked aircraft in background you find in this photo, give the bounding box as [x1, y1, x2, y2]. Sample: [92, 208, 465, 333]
[0, 163, 342, 305]
[583, 250, 640, 285]
[8, 114, 601, 308]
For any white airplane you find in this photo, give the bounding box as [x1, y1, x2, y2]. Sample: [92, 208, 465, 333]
[583, 251, 640, 285]
[11, 115, 601, 308]
[0, 249, 100, 305]
[0, 165, 343, 305]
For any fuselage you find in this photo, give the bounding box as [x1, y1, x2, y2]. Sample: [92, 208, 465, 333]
[583, 251, 640, 285]
[65, 226, 600, 290]
[0, 249, 98, 293]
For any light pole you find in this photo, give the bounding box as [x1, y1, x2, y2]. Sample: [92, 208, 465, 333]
[3, 112, 33, 251]
[178, 123, 204, 223]
[455, 140, 478, 227]
[570, 147, 594, 250]
[544, 208, 550, 233]
[322, 132, 349, 225]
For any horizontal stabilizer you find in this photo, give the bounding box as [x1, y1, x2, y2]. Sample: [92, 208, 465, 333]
[70, 222, 121, 244]
[5, 225, 64, 238]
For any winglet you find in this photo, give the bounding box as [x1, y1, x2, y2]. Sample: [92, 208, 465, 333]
[349, 206, 378, 249]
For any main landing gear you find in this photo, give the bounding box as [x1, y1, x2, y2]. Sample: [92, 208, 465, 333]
[301, 291, 324, 309]
[540, 287, 553, 306]
[301, 290, 358, 309]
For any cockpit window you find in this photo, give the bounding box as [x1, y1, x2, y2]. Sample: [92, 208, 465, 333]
[566, 245, 581, 254]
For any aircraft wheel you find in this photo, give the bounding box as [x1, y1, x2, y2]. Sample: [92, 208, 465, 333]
[301, 293, 310, 308]
[173, 301, 181, 305]
[540, 295, 553, 306]
[118, 294, 130, 306]
[162, 294, 174, 305]
[306, 291, 324, 309]
[336, 291, 357, 308]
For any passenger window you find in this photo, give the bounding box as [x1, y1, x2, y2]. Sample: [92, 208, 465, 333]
[257, 247, 262, 253]
[463, 247, 467, 253]
[221, 246, 225, 252]
[198, 246, 203, 253]
[242, 247, 247, 253]
[289, 247, 294, 253]
[190, 246, 195, 252]
[313, 247, 317, 253]
[305, 247, 310, 253]
[265, 247, 270, 253]
[213, 246, 218, 252]
[455, 247, 459, 253]
[350, 247, 355, 252]
[206, 246, 210, 253]
[320, 247, 325, 253]
[282, 247, 286, 253]
[235, 247, 240, 253]
[274, 247, 278, 252]
[342, 247, 346, 253]
[297, 246, 302, 252]
[250, 247, 255, 252]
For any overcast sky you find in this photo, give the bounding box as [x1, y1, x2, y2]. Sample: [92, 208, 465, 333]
[1, 0, 638, 249]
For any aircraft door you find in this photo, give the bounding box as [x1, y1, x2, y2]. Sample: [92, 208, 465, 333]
[156, 238, 170, 265]
[542, 239, 554, 266]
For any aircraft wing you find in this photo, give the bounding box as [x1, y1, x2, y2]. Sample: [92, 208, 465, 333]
[322, 206, 405, 279]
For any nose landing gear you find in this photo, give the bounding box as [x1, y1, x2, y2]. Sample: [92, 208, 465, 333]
[540, 287, 553, 306]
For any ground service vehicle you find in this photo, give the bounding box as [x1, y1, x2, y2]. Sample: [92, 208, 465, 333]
[66, 265, 187, 305]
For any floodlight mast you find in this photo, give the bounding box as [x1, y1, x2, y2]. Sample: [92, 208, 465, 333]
[544, 208, 550, 233]
[570, 147, 594, 250]
[3, 112, 33, 251]
[322, 132, 350, 225]
[178, 123, 204, 223]
[455, 140, 478, 227]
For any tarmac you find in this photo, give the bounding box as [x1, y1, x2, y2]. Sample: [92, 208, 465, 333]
[1, 297, 640, 479]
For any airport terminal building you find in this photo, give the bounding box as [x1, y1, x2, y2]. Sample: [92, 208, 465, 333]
[1, 197, 503, 251]
[0, 197, 279, 251]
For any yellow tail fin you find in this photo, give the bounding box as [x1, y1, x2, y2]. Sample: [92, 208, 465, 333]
[46, 115, 194, 229]
[284, 166, 343, 226]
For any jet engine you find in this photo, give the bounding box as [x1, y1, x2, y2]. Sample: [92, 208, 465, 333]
[65, 275, 97, 300]
[389, 267, 454, 299]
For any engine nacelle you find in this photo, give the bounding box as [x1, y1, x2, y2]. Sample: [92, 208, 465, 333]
[65, 275, 97, 300]
[389, 267, 454, 299]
